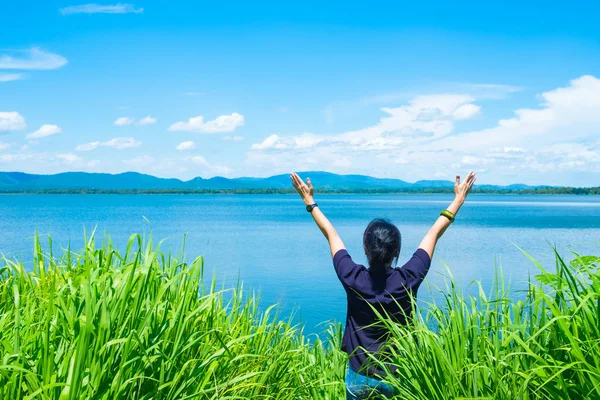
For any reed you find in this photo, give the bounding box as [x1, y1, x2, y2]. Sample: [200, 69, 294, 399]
[1, 234, 598, 399]
[0, 234, 346, 399]
[371, 249, 600, 399]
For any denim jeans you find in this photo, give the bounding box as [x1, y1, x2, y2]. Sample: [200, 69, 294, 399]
[345, 365, 396, 399]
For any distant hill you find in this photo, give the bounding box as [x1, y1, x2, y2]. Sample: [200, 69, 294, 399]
[0, 172, 183, 190]
[0, 170, 545, 192]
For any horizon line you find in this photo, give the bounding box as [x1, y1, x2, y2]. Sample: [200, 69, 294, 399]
[0, 169, 566, 188]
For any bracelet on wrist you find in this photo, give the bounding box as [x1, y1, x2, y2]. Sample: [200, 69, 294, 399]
[306, 203, 318, 213]
[440, 209, 455, 223]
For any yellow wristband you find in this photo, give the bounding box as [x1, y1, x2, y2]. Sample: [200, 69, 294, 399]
[440, 209, 455, 222]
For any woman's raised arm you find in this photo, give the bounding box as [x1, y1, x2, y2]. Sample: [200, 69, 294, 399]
[290, 173, 345, 258]
[418, 171, 477, 259]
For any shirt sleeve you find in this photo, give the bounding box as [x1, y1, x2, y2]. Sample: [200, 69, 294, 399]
[333, 249, 362, 287]
[398, 248, 431, 290]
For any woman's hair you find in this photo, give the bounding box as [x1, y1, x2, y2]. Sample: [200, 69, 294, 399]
[363, 218, 401, 272]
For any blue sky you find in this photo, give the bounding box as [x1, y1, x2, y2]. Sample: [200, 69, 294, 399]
[1, 1, 600, 185]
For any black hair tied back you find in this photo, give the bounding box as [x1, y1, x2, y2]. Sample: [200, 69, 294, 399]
[363, 218, 401, 272]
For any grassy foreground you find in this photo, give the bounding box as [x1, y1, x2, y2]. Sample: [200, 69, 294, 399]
[375, 249, 600, 399]
[0, 235, 346, 399]
[1, 235, 599, 399]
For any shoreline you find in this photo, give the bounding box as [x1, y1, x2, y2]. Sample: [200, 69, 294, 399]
[0, 188, 599, 195]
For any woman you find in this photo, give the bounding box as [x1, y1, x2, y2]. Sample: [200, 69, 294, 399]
[290, 171, 477, 399]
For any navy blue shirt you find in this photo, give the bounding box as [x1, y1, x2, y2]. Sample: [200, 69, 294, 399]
[333, 248, 431, 377]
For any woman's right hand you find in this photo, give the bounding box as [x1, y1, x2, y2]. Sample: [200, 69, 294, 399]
[454, 171, 477, 202]
[290, 172, 315, 205]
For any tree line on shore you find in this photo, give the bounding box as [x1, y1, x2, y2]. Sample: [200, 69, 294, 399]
[1, 186, 599, 195]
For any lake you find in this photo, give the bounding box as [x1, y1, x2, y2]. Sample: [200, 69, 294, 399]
[1, 194, 599, 334]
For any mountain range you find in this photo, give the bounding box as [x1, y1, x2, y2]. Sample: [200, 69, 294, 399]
[0, 171, 544, 191]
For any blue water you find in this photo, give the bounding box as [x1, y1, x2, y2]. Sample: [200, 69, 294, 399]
[1, 194, 599, 334]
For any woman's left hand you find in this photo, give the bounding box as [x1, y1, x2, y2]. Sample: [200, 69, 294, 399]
[290, 172, 315, 205]
[454, 171, 477, 202]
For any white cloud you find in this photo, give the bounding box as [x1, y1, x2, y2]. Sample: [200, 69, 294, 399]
[114, 117, 134, 126]
[251, 94, 479, 152]
[75, 141, 101, 151]
[323, 82, 517, 125]
[168, 112, 244, 133]
[176, 141, 196, 151]
[114, 116, 156, 126]
[138, 116, 157, 125]
[0, 142, 9, 151]
[251, 134, 287, 150]
[0, 73, 25, 82]
[474, 84, 523, 98]
[448, 83, 524, 100]
[292, 134, 325, 149]
[186, 155, 233, 176]
[186, 155, 210, 167]
[0, 150, 101, 172]
[52, 153, 99, 169]
[0, 153, 35, 163]
[26, 124, 62, 139]
[0, 48, 67, 70]
[223, 135, 244, 142]
[0, 112, 26, 131]
[436, 75, 600, 152]
[245, 76, 600, 185]
[408, 94, 477, 118]
[502, 147, 525, 153]
[102, 137, 141, 149]
[60, 3, 143, 15]
[123, 155, 154, 167]
[453, 103, 481, 120]
[57, 153, 82, 164]
[451, 142, 600, 178]
[461, 155, 485, 166]
[333, 157, 351, 168]
[76, 137, 141, 151]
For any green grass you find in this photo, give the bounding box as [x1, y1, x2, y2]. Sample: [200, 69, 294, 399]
[1, 235, 599, 399]
[0, 234, 346, 399]
[373, 249, 600, 399]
